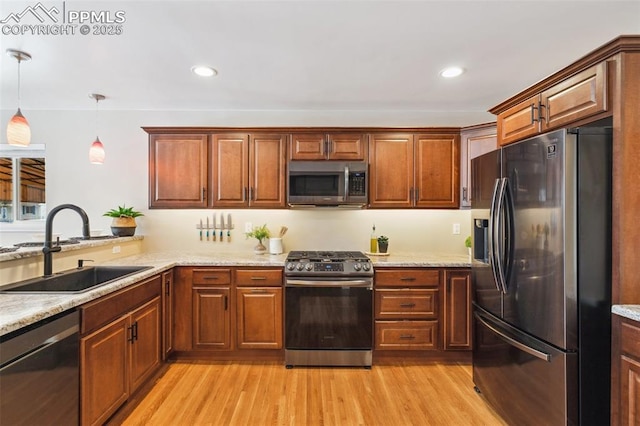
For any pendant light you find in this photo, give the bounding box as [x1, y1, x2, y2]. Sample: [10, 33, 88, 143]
[6, 49, 32, 147]
[88, 93, 106, 164]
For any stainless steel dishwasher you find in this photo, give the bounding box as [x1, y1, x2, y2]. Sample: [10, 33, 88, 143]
[0, 310, 80, 425]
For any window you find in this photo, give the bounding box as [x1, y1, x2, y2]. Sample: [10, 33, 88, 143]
[0, 144, 46, 222]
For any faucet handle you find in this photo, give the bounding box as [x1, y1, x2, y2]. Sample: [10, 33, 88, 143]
[78, 259, 94, 268]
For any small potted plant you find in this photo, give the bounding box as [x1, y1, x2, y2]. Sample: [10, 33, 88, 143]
[245, 224, 271, 254]
[377, 235, 389, 253]
[103, 205, 144, 237]
[465, 236, 472, 258]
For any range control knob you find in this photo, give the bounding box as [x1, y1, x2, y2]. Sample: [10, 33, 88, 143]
[286, 263, 295, 271]
[362, 263, 371, 271]
[353, 263, 362, 271]
[305, 263, 313, 271]
[296, 263, 304, 271]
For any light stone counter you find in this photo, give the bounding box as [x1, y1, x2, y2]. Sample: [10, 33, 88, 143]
[0, 250, 469, 336]
[612, 305, 640, 322]
[0, 235, 143, 262]
[367, 252, 471, 267]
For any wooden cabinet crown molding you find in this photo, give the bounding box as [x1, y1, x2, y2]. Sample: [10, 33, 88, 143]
[142, 126, 463, 134]
[489, 35, 640, 114]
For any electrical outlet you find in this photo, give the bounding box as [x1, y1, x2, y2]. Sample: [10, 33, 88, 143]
[244, 222, 253, 232]
[112, 245, 121, 254]
[453, 223, 461, 235]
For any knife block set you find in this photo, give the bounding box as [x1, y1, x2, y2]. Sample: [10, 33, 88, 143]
[196, 213, 234, 242]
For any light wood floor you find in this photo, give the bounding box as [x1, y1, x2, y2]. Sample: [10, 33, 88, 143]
[120, 361, 506, 426]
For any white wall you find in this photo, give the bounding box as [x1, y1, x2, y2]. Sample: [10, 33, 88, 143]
[0, 109, 471, 253]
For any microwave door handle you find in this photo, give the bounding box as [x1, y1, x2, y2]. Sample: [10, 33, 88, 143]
[344, 165, 349, 201]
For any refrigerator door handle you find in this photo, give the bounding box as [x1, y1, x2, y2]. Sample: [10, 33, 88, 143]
[488, 178, 502, 292]
[493, 178, 509, 293]
[476, 312, 551, 362]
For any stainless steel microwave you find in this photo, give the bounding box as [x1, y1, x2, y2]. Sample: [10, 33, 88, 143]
[287, 161, 368, 207]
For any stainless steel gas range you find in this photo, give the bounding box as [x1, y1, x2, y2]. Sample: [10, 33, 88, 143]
[284, 250, 373, 368]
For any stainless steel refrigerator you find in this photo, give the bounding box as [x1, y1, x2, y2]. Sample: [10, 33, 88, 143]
[471, 127, 612, 426]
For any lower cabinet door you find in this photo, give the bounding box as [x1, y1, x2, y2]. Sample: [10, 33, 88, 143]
[192, 288, 231, 349]
[375, 321, 439, 350]
[81, 316, 130, 426]
[130, 297, 161, 392]
[236, 287, 283, 349]
[621, 355, 640, 425]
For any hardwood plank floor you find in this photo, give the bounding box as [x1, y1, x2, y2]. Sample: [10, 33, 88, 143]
[121, 361, 506, 426]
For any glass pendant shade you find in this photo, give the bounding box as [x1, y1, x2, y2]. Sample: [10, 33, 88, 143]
[7, 108, 31, 146]
[88, 93, 106, 164]
[89, 137, 105, 164]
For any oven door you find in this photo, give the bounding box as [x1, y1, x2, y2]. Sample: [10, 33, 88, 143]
[285, 278, 373, 350]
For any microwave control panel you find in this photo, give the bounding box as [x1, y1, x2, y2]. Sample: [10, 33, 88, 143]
[349, 172, 366, 196]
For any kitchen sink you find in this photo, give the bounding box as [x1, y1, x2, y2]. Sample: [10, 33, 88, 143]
[0, 265, 153, 293]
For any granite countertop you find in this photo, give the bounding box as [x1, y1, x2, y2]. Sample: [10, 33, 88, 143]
[612, 305, 640, 322]
[0, 235, 144, 262]
[0, 251, 470, 336]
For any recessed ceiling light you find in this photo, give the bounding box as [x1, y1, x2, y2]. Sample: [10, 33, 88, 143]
[440, 66, 465, 78]
[191, 66, 217, 77]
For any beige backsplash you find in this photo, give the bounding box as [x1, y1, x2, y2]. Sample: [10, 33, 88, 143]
[140, 209, 472, 255]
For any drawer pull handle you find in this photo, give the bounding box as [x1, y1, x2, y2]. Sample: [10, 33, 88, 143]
[400, 277, 416, 281]
[399, 334, 415, 340]
[250, 276, 267, 280]
[399, 303, 416, 308]
[203, 276, 219, 280]
[251, 289, 268, 293]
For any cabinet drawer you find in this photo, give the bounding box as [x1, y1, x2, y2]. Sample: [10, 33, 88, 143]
[81, 275, 161, 335]
[192, 269, 231, 286]
[621, 320, 640, 357]
[375, 321, 439, 350]
[375, 269, 440, 287]
[235, 269, 282, 287]
[375, 289, 438, 319]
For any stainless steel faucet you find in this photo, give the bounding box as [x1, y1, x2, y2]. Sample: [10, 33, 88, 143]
[43, 204, 90, 276]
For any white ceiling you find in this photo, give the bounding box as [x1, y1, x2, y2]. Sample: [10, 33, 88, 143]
[0, 0, 639, 126]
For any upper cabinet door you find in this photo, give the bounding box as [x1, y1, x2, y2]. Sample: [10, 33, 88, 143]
[326, 133, 367, 160]
[289, 133, 327, 160]
[496, 96, 540, 146]
[289, 133, 367, 160]
[540, 62, 607, 131]
[149, 134, 208, 208]
[211, 134, 249, 207]
[414, 134, 460, 208]
[249, 134, 287, 208]
[460, 124, 497, 208]
[369, 133, 414, 208]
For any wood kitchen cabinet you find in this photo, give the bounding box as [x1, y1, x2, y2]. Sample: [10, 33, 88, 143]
[147, 130, 286, 209]
[162, 269, 174, 359]
[459, 123, 497, 208]
[80, 275, 162, 426]
[249, 134, 287, 207]
[374, 268, 441, 350]
[289, 132, 367, 161]
[611, 314, 640, 425]
[235, 269, 283, 349]
[443, 269, 472, 351]
[192, 269, 232, 350]
[496, 62, 608, 145]
[369, 132, 459, 208]
[148, 134, 208, 208]
[212, 133, 287, 208]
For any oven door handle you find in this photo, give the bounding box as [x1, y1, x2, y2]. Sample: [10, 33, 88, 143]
[285, 279, 372, 288]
